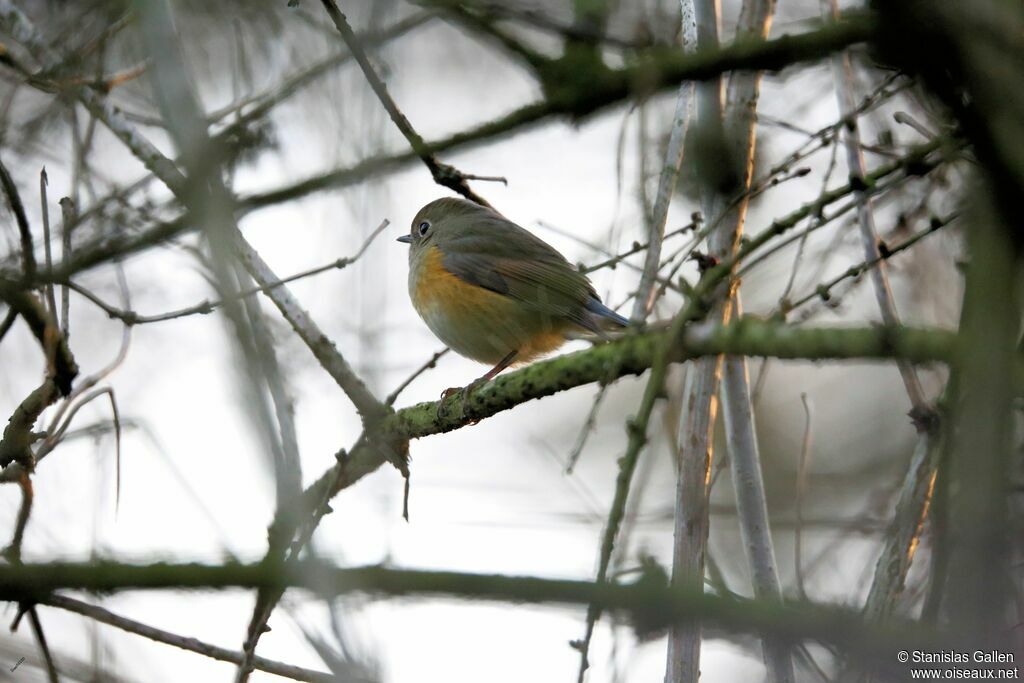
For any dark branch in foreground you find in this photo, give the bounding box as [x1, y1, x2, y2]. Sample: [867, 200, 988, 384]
[0, 559, 946, 674]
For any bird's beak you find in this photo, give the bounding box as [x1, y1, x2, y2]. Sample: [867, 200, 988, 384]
[396, 234, 413, 244]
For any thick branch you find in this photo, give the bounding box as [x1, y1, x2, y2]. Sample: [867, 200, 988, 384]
[294, 319, 957, 522]
[0, 560, 945, 666]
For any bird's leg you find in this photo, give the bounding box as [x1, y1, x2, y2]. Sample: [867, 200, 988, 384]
[438, 350, 518, 419]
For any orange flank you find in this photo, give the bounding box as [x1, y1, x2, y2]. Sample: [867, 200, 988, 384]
[412, 245, 570, 364]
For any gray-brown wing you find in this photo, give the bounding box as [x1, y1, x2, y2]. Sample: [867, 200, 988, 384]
[440, 214, 602, 332]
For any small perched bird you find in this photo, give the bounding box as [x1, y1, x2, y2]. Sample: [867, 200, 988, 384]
[398, 197, 628, 396]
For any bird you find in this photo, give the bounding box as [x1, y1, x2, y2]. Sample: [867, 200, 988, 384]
[398, 196, 628, 399]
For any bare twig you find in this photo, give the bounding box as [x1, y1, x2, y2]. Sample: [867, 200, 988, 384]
[564, 383, 609, 475]
[631, 82, 695, 321]
[66, 219, 392, 327]
[211, 12, 434, 140]
[0, 306, 15, 344]
[574, 0, 696, 675]
[317, 0, 492, 206]
[38, 168, 57, 320]
[668, 0, 796, 680]
[25, 606, 59, 683]
[234, 235, 386, 423]
[822, 2, 929, 416]
[893, 111, 935, 140]
[385, 347, 450, 407]
[794, 394, 814, 600]
[3, 470, 32, 562]
[784, 212, 957, 314]
[41, 595, 336, 683]
[666, 0, 730, 677]
[0, 154, 35, 280]
[712, 2, 793, 681]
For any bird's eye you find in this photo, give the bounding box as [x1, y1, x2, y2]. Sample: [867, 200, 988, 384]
[417, 221, 431, 237]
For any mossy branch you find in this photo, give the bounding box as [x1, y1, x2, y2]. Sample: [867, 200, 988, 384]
[0, 559, 944, 667]
[296, 318, 957, 516]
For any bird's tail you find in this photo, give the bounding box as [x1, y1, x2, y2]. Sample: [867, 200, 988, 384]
[585, 298, 630, 328]
[565, 298, 630, 342]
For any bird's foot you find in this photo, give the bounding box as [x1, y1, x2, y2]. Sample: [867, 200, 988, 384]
[436, 378, 487, 422]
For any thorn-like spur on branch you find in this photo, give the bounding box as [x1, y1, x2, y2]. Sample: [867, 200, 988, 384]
[0, 156, 35, 280]
[316, 0, 493, 207]
[0, 559, 950, 669]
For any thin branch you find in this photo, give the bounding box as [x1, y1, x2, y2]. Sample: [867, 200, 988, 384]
[419, 1, 549, 72]
[25, 607, 59, 683]
[66, 219, 392, 327]
[2, 469, 32, 562]
[722, 310, 795, 683]
[384, 348, 450, 407]
[822, 1, 930, 417]
[0, 18, 880, 287]
[863, 428, 940, 621]
[0, 154, 35, 279]
[706, 0, 794, 680]
[234, 233, 386, 423]
[820, 0, 938, 629]
[784, 212, 957, 314]
[316, 0, 492, 206]
[41, 595, 336, 683]
[667, 0, 730, 676]
[238, 14, 875, 212]
[630, 49, 696, 320]
[581, 218, 698, 276]
[564, 383, 609, 475]
[577, 0, 698, 670]
[211, 11, 434, 140]
[0, 306, 15, 344]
